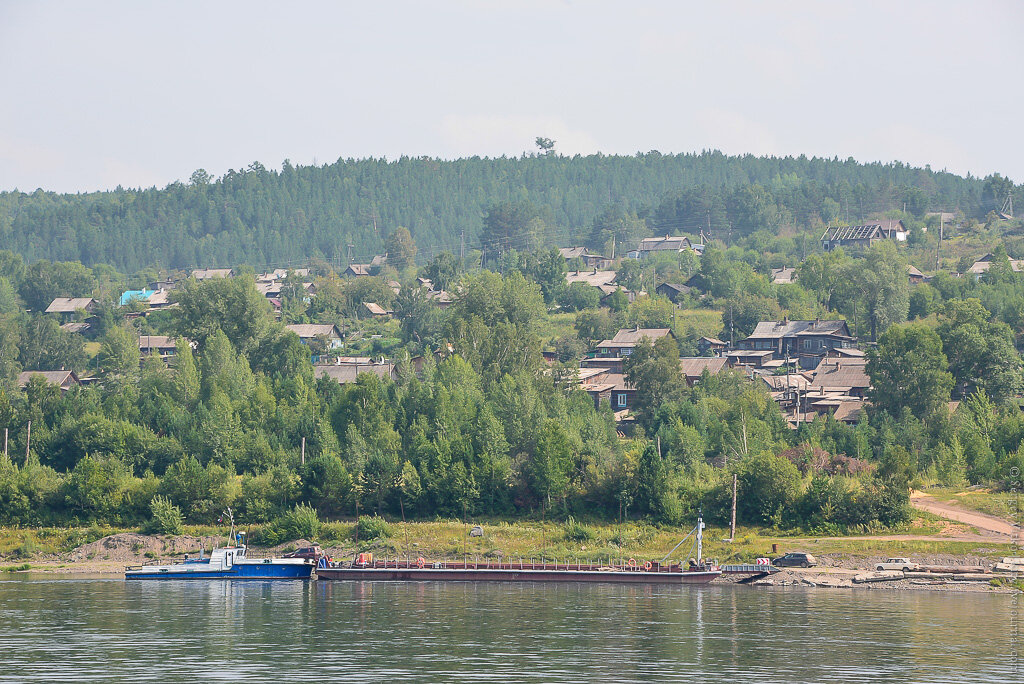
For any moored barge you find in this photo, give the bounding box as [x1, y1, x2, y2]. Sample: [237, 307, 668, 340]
[317, 558, 720, 584]
[317, 515, 723, 585]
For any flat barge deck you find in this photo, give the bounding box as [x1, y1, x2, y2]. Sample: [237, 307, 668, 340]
[316, 559, 722, 584]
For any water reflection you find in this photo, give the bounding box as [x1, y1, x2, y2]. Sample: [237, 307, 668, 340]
[0, 575, 1016, 682]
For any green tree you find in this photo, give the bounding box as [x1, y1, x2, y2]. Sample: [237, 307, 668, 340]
[623, 336, 687, 429]
[96, 325, 139, 377]
[529, 419, 571, 511]
[856, 242, 909, 341]
[385, 226, 418, 270]
[937, 299, 1023, 401]
[423, 251, 460, 292]
[171, 276, 271, 354]
[867, 323, 954, 418]
[737, 453, 801, 525]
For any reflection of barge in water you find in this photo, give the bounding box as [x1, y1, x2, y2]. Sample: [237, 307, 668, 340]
[318, 515, 742, 585]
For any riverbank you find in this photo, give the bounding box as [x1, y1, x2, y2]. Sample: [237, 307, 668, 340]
[2, 517, 1020, 592]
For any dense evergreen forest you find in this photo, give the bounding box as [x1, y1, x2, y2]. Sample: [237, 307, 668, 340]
[1, 151, 1017, 272]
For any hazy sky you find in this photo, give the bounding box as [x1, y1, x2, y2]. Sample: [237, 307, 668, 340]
[1, 0, 1021, 193]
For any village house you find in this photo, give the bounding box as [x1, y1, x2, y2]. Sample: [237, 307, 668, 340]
[679, 357, 731, 386]
[314, 358, 396, 384]
[190, 268, 233, 280]
[362, 302, 392, 318]
[594, 327, 675, 358]
[655, 282, 691, 303]
[966, 253, 1024, 279]
[598, 284, 643, 307]
[697, 336, 728, 356]
[559, 247, 612, 270]
[256, 282, 283, 298]
[345, 264, 372, 277]
[565, 269, 618, 289]
[285, 324, 344, 348]
[45, 297, 95, 319]
[631, 235, 697, 259]
[139, 335, 180, 362]
[770, 267, 797, 285]
[580, 372, 635, 412]
[820, 220, 907, 251]
[907, 264, 927, 285]
[735, 319, 855, 367]
[61, 322, 91, 334]
[17, 369, 81, 391]
[808, 358, 870, 398]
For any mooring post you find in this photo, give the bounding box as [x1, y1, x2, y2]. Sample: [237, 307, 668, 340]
[730, 473, 737, 542]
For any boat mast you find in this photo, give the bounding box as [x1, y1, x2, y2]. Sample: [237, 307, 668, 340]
[696, 512, 704, 565]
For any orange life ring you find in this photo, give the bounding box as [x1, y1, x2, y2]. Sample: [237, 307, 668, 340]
[643, 561, 652, 571]
[627, 557, 636, 568]
[416, 557, 425, 568]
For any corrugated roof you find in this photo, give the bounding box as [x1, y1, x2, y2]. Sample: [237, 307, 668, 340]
[745, 320, 850, 339]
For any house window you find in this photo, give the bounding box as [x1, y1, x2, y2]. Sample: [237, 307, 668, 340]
[616, 393, 627, 408]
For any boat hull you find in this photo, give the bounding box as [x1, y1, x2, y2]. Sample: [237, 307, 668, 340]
[316, 567, 720, 584]
[125, 562, 314, 580]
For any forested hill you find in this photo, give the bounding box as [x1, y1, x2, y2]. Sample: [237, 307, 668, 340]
[0, 151, 1009, 272]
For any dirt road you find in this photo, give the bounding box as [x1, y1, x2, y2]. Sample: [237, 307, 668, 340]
[910, 491, 1020, 540]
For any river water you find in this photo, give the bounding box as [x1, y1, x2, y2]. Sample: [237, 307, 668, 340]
[0, 575, 1017, 682]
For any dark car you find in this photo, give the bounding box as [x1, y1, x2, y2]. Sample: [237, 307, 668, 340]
[282, 545, 324, 560]
[772, 552, 817, 568]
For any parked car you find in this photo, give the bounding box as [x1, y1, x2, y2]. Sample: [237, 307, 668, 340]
[282, 545, 325, 560]
[772, 552, 817, 568]
[875, 557, 919, 572]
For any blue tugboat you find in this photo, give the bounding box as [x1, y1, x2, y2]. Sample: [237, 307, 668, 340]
[125, 509, 314, 580]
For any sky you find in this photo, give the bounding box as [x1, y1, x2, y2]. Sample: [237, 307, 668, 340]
[1, 0, 1021, 193]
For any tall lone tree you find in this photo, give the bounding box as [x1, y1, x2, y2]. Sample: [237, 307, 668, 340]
[385, 226, 418, 270]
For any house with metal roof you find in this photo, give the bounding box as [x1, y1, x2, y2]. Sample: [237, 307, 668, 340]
[594, 327, 675, 358]
[634, 235, 695, 259]
[736, 319, 855, 367]
[820, 220, 906, 251]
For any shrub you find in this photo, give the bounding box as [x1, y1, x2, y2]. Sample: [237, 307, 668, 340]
[147, 495, 184, 535]
[563, 516, 594, 543]
[278, 503, 321, 541]
[354, 515, 392, 542]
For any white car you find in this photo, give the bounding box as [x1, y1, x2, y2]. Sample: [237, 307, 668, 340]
[875, 557, 919, 572]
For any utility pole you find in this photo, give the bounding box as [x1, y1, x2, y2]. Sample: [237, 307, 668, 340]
[729, 473, 737, 542]
[936, 213, 944, 271]
[3, 427, 7, 458]
[656, 435, 662, 461]
[611, 234, 615, 260]
[300, 437, 306, 466]
[25, 420, 30, 466]
[460, 230, 465, 261]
